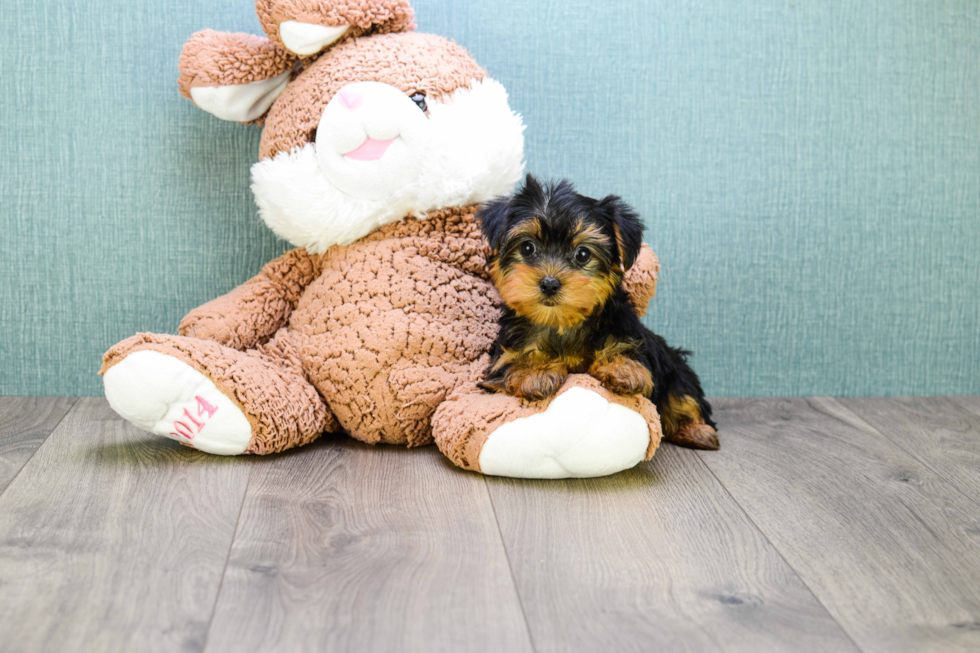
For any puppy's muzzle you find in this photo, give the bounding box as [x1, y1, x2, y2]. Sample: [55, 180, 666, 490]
[539, 276, 561, 297]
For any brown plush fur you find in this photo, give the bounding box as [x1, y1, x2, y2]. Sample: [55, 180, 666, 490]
[259, 32, 486, 158]
[102, 329, 336, 455]
[255, 0, 416, 54]
[101, 208, 661, 454]
[103, 1, 667, 462]
[432, 375, 662, 474]
[178, 1, 418, 123]
[178, 30, 296, 100]
[622, 246, 659, 317]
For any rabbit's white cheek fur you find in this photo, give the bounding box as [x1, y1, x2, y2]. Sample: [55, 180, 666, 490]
[250, 78, 526, 253]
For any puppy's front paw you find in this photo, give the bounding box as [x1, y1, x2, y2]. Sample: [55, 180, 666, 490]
[477, 378, 506, 394]
[590, 356, 653, 396]
[505, 366, 568, 402]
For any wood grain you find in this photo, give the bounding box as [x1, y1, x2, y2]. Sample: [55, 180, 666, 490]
[835, 396, 980, 506]
[953, 396, 980, 422]
[203, 439, 532, 653]
[0, 398, 251, 653]
[705, 397, 980, 653]
[5, 395, 980, 652]
[485, 444, 858, 653]
[0, 397, 75, 494]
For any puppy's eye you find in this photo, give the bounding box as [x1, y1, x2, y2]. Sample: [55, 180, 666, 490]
[410, 92, 427, 113]
[520, 241, 537, 257]
[574, 247, 592, 264]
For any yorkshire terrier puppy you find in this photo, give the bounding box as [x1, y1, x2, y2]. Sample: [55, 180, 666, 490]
[477, 175, 719, 450]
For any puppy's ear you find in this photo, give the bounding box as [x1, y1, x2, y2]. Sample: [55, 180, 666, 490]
[597, 195, 644, 271]
[477, 196, 512, 253]
[523, 173, 544, 198]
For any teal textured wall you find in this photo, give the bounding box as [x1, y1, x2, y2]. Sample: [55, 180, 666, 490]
[1, 0, 978, 397]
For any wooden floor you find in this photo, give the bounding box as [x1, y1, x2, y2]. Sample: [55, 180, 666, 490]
[1, 397, 979, 652]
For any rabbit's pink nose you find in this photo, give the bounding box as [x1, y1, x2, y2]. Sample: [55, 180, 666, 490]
[338, 87, 365, 110]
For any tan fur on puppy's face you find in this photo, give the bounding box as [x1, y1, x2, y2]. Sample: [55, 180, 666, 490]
[491, 262, 616, 330]
[489, 219, 620, 330]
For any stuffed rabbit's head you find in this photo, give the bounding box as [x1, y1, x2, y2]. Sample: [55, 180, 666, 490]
[179, 1, 525, 252]
[254, 0, 415, 56]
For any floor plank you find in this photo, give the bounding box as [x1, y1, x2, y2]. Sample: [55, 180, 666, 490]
[204, 438, 533, 653]
[5, 395, 979, 652]
[953, 395, 980, 421]
[705, 397, 980, 653]
[0, 398, 251, 653]
[0, 397, 76, 494]
[835, 397, 980, 507]
[485, 444, 858, 653]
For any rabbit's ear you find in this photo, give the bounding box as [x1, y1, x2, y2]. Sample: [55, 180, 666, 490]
[256, 0, 416, 57]
[178, 30, 297, 123]
[277, 22, 350, 56]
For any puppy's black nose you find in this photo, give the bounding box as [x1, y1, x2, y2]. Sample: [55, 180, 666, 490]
[539, 276, 561, 296]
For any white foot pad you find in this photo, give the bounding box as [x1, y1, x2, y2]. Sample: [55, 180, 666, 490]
[478, 387, 650, 479]
[103, 350, 252, 455]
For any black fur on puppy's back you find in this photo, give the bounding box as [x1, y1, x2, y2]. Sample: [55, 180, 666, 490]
[639, 329, 716, 431]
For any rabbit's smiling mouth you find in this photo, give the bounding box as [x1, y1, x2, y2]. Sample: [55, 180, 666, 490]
[251, 78, 525, 252]
[343, 137, 397, 161]
[309, 81, 429, 199]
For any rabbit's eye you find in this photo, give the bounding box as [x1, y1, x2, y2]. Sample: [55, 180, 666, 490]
[410, 92, 427, 113]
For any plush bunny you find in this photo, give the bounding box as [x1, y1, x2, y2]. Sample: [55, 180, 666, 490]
[100, 0, 667, 478]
